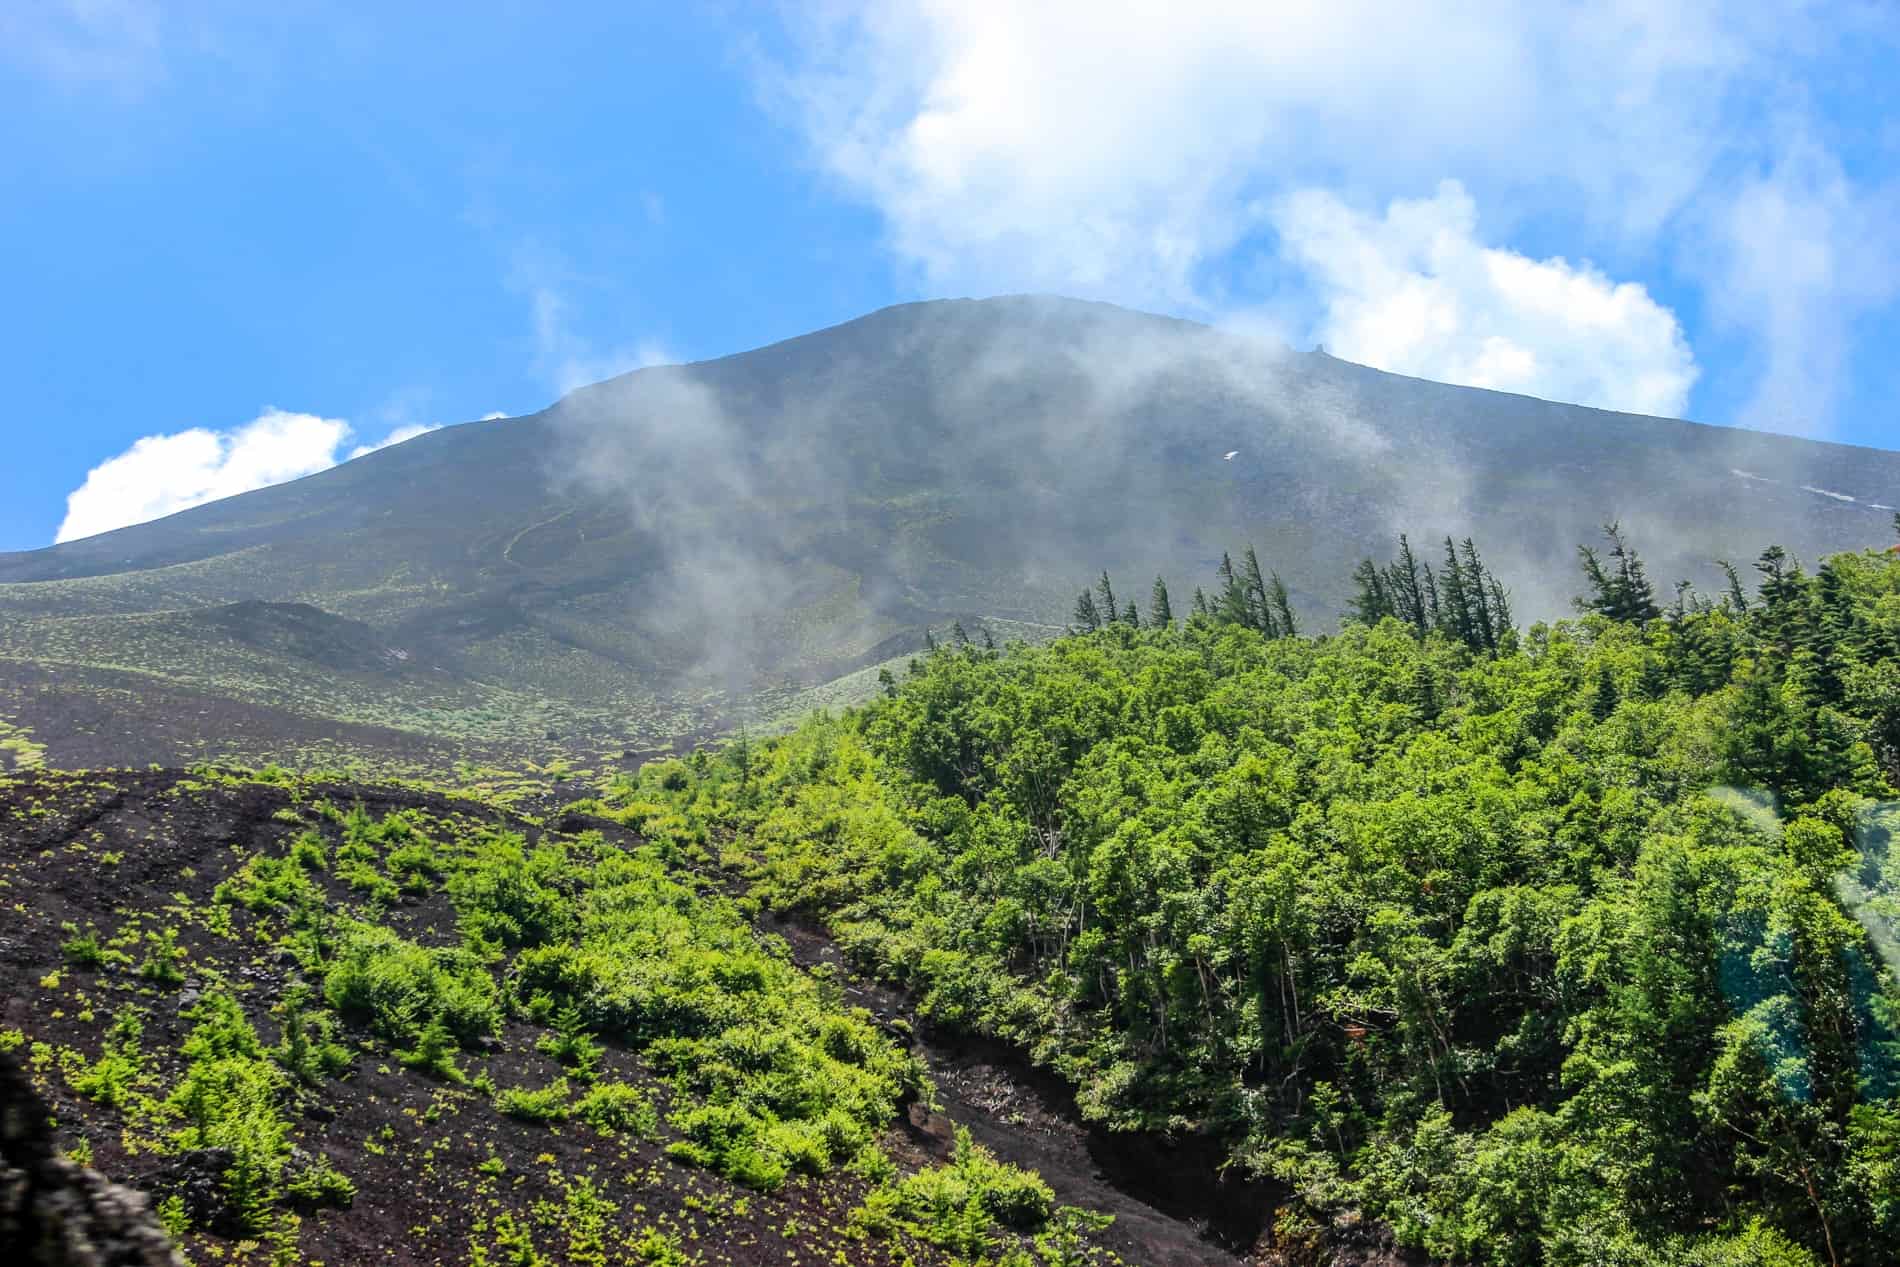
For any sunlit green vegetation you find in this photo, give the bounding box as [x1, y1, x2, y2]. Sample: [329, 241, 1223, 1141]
[619, 536, 1900, 1265]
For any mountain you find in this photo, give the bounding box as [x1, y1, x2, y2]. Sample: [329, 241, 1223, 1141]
[3, 294, 1898, 771]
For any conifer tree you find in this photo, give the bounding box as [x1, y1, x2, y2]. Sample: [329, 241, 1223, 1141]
[1241, 546, 1273, 634]
[1122, 601, 1141, 628]
[1216, 553, 1252, 628]
[1578, 522, 1661, 625]
[1440, 536, 1476, 646]
[1350, 559, 1392, 623]
[1390, 534, 1431, 636]
[1268, 573, 1297, 638]
[1073, 590, 1102, 632]
[1718, 559, 1750, 613]
[1149, 576, 1174, 628]
[1461, 539, 1498, 651]
[1097, 572, 1119, 627]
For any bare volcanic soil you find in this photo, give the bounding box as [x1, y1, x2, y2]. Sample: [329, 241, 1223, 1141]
[0, 768, 1232, 1266]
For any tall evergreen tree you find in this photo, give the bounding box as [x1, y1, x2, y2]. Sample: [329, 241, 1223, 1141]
[1122, 600, 1141, 628]
[1241, 546, 1274, 635]
[1350, 559, 1393, 624]
[1461, 538, 1499, 651]
[1390, 534, 1431, 636]
[1578, 522, 1661, 625]
[1718, 559, 1750, 614]
[1440, 536, 1476, 646]
[1097, 572, 1119, 627]
[1216, 553, 1252, 628]
[1073, 589, 1102, 632]
[1268, 573, 1297, 638]
[1149, 577, 1174, 628]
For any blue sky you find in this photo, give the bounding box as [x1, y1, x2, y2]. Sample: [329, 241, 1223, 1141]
[3, 2, 1898, 550]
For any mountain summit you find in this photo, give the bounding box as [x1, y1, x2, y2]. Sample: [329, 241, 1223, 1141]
[3, 295, 1896, 769]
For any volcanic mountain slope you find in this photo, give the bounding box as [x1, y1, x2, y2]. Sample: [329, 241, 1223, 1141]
[3, 295, 1898, 769]
[0, 764, 1227, 1267]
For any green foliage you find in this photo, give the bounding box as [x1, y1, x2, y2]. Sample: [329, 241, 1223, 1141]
[624, 542, 1900, 1265]
[494, 1077, 571, 1123]
[852, 1127, 1055, 1254]
[164, 994, 299, 1234]
[156, 1193, 190, 1243]
[68, 1005, 145, 1109]
[321, 921, 500, 1046]
[283, 1155, 356, 1208]
[60, 922, 127, 970]
[271, 988, 353, 1084]
[136, 927, 187, 987]
[572, 1080, 657, 1136]
[535, 1002, 602, 1080]
[397, 1016, 466, 1083]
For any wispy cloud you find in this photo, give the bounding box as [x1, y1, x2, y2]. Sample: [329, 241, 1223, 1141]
[1, 0, 165, 92]
[763, 0, 1894, 432]
[56, 409, 444, 543]
[1276, 181, 1697, 416]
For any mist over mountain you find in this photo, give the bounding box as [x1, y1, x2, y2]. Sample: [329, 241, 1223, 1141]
[3, 294, 1896, 769]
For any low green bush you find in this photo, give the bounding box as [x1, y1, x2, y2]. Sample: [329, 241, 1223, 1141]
[494, 1076, 571, 1122]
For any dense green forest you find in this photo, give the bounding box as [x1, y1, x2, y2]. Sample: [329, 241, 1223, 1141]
[605, 530, 1900, 1266]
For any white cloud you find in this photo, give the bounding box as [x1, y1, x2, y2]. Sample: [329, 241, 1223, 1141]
[480, 411, 510, 421]
[1694, 138, 1900, 435]
[774, 2, 1756, 301]
[1275, 181, 1697, 416]
[530, 286, 671, 395]
[348, 422, 439, 459]
[768, 1, 1893, 429]
[56, 409, 444, 543]
[1, 0, 164, 92]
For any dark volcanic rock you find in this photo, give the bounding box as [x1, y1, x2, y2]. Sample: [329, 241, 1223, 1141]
[0, 1050, 183, 1267]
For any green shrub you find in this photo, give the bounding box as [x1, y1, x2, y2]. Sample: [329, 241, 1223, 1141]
[534, 1003, 601, 1080]
[397, 1017, 465, 1083]
[136, 928, 186, 988]
[853, 1127, 1053, 1252]
[495, 1077, 571, 1123]
[283, 1155, 355, 1208]
[322, 922, 499, 1045]
[573, 1081, 657, 1136]
[272, 989, 352, 1083]
[68, 1006, 145, 1109]
[60, 922, 126, 970]
[288, 831, 328, 871]
[165, 997, 291, 1234]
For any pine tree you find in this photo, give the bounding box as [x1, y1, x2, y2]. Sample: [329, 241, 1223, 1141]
[1268, 573, 1297, 637]
[1461, 539, 1499, 651]
[1241, 546, 1273, 634]
[1122, 600, 1141, 628]
[1097, 572, 1119, 627]
[1440, 536, 1476, 646]
[1486, 576, 1512, 640]
[1216, 553, 1252, 628]
[1577, 523, 1660, 625]
[1391, 534, 1430, 636]
[1349, 559, 1392, 624]
[1718, 559, 1750, 613]
[1191, 587, 1210, 619]
[1073, 590, 1102, 632]
[1149, 576, 1174, 628]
